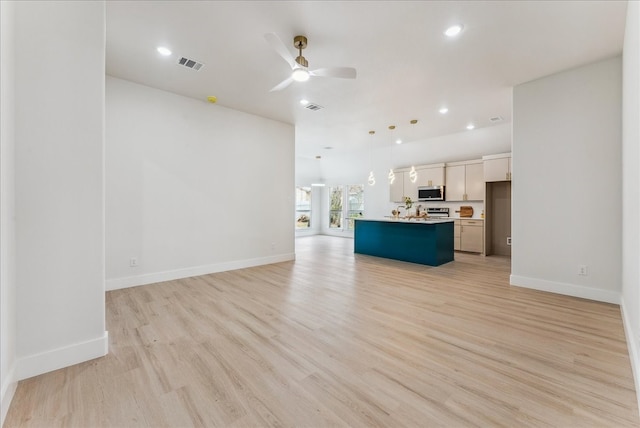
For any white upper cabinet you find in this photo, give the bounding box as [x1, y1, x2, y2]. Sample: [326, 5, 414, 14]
[389, 170, 405, 202]
[445, 160, 484, 201]
[389, 163, 445, 202]
[403, 171, 418, 201]
[445, 164, 466, 201]
[404, 164, 445, 201]
[465, 162, 485, 200]
[416, 164, 445, 187]
[483, 153, 512, 182]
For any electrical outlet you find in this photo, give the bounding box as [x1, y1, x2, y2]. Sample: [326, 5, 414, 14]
[578, 265, 588, 276]
[130, 258, 138, 267]
[507, 237, 512, 246]
[270, 242, 276, 250]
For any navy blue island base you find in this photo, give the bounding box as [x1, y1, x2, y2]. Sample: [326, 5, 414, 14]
[354, 218, 454, 266]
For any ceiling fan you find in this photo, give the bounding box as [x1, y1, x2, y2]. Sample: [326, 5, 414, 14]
[264, 33, 357, 92]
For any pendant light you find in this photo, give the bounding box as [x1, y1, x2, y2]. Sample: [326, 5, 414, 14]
[367, 130, 376, 186]
[408, 119, 419, 183]
[388, 125, 396, 184]
[409, 165, 417, 183]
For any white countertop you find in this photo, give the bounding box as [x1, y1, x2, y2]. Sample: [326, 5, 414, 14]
[357, 217, 455, 224]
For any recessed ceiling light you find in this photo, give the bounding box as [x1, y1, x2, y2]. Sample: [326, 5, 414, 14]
[300, 99, 309, 105]
[466, 123, 475, 130]
[439, 107, 449, 114]
[157, 46, 172, 56]
[396, 139, 403, 145]
[444, 25, 463, 37]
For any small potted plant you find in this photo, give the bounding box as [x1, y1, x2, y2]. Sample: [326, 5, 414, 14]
[404, 196, 413, 214]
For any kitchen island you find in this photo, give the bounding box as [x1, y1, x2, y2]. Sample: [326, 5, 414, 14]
[354, 218, 454, 266]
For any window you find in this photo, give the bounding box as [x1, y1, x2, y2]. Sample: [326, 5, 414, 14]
[329, 186, 343, 229]
[295, 186, 311, 229]
[347, 184, 364, 230]
[329, 184, 364, 231]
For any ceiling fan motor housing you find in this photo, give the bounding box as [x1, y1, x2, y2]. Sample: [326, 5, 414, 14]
[294, 35, 309, 67]
[293, 35, 308, 49]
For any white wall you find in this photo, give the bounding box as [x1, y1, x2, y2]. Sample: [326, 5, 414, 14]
[512, 56, 622, 304]
[13, 1, 108, 381]
[621, 0, 640, 411]
[295, 155, 323, 186]
[105, 77, 295, 289]
[0, 1, 17, 424]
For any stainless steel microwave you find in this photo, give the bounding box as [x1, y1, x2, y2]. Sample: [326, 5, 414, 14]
[417, 185, 445, 201]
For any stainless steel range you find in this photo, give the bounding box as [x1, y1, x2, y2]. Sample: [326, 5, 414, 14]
[426, 207, 449, 218]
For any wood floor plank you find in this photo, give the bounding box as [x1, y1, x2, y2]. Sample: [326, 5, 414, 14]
[4, 235, 638, 427]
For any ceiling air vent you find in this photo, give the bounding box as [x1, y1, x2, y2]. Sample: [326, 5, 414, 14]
[489, 116, 503, 123]
[177, 56, 205, 71]
[304, 103, 324, 111]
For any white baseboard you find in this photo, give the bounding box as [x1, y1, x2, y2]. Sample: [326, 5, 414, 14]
[1, 364, 17, 427]
[295, 229, 320, 237]
[105, 253, 296, 291]
[15, 331, 109, 381]
[509, 274, 621, 304]
[620, 299, 640, 416]
[319, 231, 354, 239]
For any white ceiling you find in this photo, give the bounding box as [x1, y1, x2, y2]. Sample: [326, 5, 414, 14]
[106, 1, 627, 160]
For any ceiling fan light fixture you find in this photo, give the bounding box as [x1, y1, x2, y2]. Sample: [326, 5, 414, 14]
[292, 68, 310, 82]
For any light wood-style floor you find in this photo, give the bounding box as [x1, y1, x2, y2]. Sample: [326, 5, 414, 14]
[5, 235, 639, 427]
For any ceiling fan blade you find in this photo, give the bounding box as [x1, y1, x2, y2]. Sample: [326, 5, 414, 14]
[309, 67, 357, 79]
[264, 33, 296, 69]
[269, 77, 294, 92]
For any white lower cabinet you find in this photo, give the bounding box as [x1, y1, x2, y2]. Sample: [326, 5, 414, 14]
[454, 219, 484, 253]
[453, 221, 461, 251]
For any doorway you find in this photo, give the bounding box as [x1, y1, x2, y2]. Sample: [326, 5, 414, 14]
[485, 181, 511, 256]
